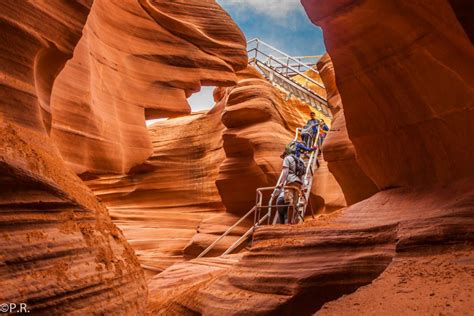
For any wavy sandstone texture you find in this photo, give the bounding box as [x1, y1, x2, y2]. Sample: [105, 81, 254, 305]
[0, 0, 90, 136]
[84, 103, 227, 278]
[50, 0, 247, 174]
[184, 67, 345, 256]
[0, 0, 250, 313]
[303, 0, 474, 189]
[317, 54, 378, 205]
[217, 66, 343, 215]
[0, 1, 148, 313]
[148, 0, 474, 314]
[84, 66, 344, 273]
[0, 124, 147, 314]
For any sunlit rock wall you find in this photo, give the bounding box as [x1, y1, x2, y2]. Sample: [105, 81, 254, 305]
[147, 0, 474, 314]
[303, 0, 474, 189]
[84, 103, 227, 278]
[216, 66, 344, 215]
[0, 0, 249, 312]
[50, 0, 247, 174]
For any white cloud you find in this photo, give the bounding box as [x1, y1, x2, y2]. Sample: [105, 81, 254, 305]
[218, 0, 302, 19]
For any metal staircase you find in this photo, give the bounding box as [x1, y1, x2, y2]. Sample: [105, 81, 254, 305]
[197, 129, 322, 258]
[196, 40, 329, 259]
[247, 38, 332, 118]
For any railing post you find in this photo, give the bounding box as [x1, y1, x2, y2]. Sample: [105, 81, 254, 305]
[255, 39, 259, 60]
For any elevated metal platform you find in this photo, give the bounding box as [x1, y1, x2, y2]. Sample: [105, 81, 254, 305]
[247, 38, 332, 118]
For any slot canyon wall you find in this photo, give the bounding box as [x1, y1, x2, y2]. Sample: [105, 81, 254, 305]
[147, 0, 474, 314]
[0, 1, 147, 313]
[84, 102, 228, 277]
[0, 0, 251, 313]
[85, 65, 345, 276]
[50, 0, 247, 174]
[317, 54, 378, 205]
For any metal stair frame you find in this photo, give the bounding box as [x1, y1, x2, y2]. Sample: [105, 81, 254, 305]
[247, 38, 332, 118]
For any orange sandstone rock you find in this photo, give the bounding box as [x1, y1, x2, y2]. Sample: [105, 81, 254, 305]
[217, 67, 338, 215]
[303, 0, 474, 189]
[317, 54, 378, 205]
[1, 1, 146, 313]
[0, 124, 147, 314]
[50, 0, 247, 174]
[147, 1, 474, 314]
[84, 103, 227, 277]
[148, 179, 474, 315]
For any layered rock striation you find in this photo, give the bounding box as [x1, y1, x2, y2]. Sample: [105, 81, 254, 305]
[84, 103, 227, 277]
[0, 0, 250, 313]
[0, 123, 147, 314]
[148, 0, 474, 314]
[303, 0, 474, 189]
[50, 0, 248, 174]
[217, 66, 342, 215]
[0, 1, 149, 313]
[317, 54, 378, 205]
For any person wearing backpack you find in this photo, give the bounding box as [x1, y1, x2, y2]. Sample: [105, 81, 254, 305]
[275, 148, 309, 224]
[301, 112, 320, 147]
[281, 140, 316, 159]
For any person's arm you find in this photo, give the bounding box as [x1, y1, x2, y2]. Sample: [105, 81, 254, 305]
[276, 167, 289, 188]
[296, 142, 315, 152]
[277, 157, 290, 188]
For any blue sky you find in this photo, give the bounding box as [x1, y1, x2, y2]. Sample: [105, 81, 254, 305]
[187, 0, 326, 112]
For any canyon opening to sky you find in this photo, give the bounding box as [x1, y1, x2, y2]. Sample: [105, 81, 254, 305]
[0, 0, 472, 315]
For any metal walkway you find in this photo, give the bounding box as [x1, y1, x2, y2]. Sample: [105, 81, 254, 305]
[197, 128, 322, 258]
[247, 38, 332, 118]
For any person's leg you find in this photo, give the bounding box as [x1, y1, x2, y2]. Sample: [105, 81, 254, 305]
[287, 182, 302, 223]
[276, 196, 288, 224]
[302, 133, 309, 147]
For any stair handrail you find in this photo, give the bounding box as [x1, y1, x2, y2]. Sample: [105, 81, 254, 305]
[197, 205, 256, 258]
[254, 60, 328, 112]
[293, 128, 321, 222]
[249, 48, 325, 90]
[198, 127, 324, 258]
[247, 38, 321, 79]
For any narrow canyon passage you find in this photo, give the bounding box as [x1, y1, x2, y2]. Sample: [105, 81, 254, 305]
[0, 0, 472, 315]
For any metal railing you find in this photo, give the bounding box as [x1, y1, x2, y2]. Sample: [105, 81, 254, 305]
[197, 126, 324, 258]
[247, 38, 332, 118]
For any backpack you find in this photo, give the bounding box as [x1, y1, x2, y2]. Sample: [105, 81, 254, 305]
[290, 154, 306, 177]
[282, 140, 297, 157]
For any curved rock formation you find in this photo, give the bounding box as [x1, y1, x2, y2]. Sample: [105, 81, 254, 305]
[216, 66, 342, 215]
[303, 0, 474, 189]
[0, 0, 90, 136]
[84, 103, 227, 277]
[317, 54, 378, 205]
[147, 0, 474, 314]
[1, 0, 251, 312]
[0, 2, 148, 313]
[148, 178, 473, 315]
[50, 0, 247, 174]
[0, 124, 147, 314]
